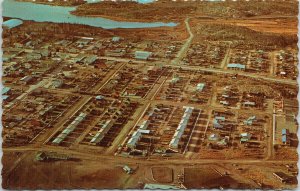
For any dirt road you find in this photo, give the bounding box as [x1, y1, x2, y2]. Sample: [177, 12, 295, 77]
[171, 18, 194, 65]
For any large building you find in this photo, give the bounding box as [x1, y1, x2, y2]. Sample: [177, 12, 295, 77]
[135, 51, 152, 60]
[227, 63, 246, 70]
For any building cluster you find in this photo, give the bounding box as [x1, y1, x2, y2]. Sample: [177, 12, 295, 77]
[216, 85, 267, 110]
[227, 49, 271, 73]
[157, 69, 214, 104]
[100, 65, 169, 99]
[248, 50, 270, 73]
[201, 110, 268, 158]
[2, 17, 298, 170]
[227, 49, 248, 71]
[217, 86, 240, 107]
[122, 104, 207, 156]
[124, 104, 176, 155]
[48, 97, 138, 147]
[2, 90, 80, 146]
[275, 50, 298, 80]
[185, 42, 227, 68]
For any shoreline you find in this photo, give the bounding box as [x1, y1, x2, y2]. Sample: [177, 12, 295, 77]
[70, 11, 183, 24]
[16, 0, 85, 7]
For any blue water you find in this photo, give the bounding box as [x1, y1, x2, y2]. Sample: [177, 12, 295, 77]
[85, 0, 155, 3]
[137, 0, 155, 3]
[3, 0, 176, 29]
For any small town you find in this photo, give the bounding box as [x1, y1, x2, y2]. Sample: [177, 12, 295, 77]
[1, 0, 299, 189]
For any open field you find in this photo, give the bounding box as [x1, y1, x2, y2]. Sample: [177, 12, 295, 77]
[2, 150, 297, 189]
[151, 167, 173, 183]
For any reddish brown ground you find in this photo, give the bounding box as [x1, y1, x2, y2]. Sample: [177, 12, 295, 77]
[191, 18, 298, 35]
[151, 167, 173, 183]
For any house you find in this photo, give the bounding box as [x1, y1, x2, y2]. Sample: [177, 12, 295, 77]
[240, 132, 251, 142]
[282, 134, 287, 144]
[52, 79, 63, 88]
[196, 83, 205, 92]
[74, 54, 86, 63]
[84, 55, 98, 65]
[213, 119, 223, 129]
[96, 95, 104, 100]
[213, 116, 225, 129]
[281, 128, 289, 145]
[243, 116, 256, 125]
[282, 128, 288, 135]
[220, 100, 229, 105]
[215, 116, 225, 121]
[243, 101, 256, 107]
[209, 134, 219, 141]
[75, 38, 92, 47]
[217, 136, 229, 146]
[112, 36, 120, 42]
[135, 51, 152, 60]
[171, 76, 180, 83]
[26, 52, 42, 60]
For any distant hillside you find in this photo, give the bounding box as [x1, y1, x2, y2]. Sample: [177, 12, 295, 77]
[71, 0, 298, 22]
[193, 23, 297, 48]
[196, 0, 298, 18]
[72, 1, 195, 22]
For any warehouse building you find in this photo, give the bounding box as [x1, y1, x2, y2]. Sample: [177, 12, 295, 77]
[90, 120, 114, 145]
[52, 112, 87, 145]
[135, 51, 152, 60]
[227, 63, 246, 70]
[169, 106, 194, 150]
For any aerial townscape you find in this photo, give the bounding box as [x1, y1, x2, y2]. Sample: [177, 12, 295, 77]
[1, 0, 298, 189]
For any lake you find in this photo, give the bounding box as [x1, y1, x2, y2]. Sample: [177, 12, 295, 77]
[3, 0, 177, 29]
[85, 0, 155, 3]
